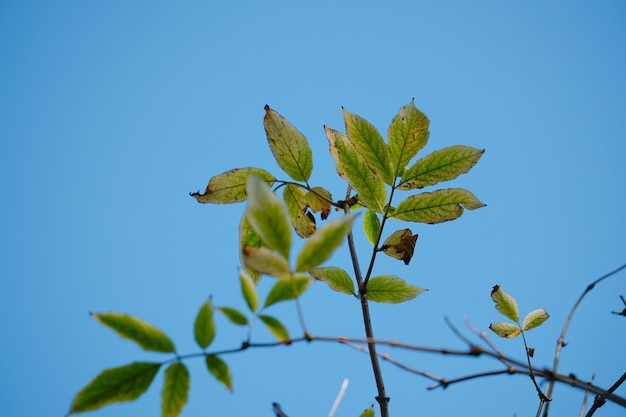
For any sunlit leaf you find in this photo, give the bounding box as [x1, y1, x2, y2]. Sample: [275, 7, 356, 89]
[343, 107, 393, 184]
[490, 285, 519, 322]
[190, 168, 275, 204]
[161, 362, 189, 417]
[283, 184, 316, 238]
[489, 322, 521, 338]
[264, 105, 313, 182]
[388, 99, 430, 178]
[305, 187, 332, 220]
[325, 126, 387, 212]
[246, 175, 292, 259]
[359, 406, 375, 417]
[264, 275, 312, 308]
[381, 229, 418, 265]
[398, 146, 484, 190]
[206, 354, 233, 393]
[69, 362, 161, 414]
[239, 269, 258, 313]
[522, 308, 550, 331]
[216, 307, 248, 326]
[242, 245, 291, 279]
[194, 299, 215, 349]
[393, 188, 485, 224]
[309, 266, 355, 296]
[363, 209, 381, 247]
[367, 275, 426, 303]
[295, 213, 357, 272]
[92, 312, 175, 353]
[259, 314, 290, 342]
[239, 211, 262, 283]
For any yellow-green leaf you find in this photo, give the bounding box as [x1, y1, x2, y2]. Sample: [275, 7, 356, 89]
[190, 168, 275, 204]
[489, 322, 521, 338]
[206, 354, 233, 393]
[194, 299, 215, 349]
[398, 146, 484, 190]
[161, 362, 189, 417]
[69, 362, 161, 414]
[343, 107, 393, 185]
[246, 175, 292, 259]
[295, 213, 357, 273]
[325, 126, 387, 212]
[216, 307, 248, 326]
[305, 187, 332, 219]
[367, 275, 426, 303]
[259, 314, 290, 342]
[93, 312, 175, 353]
[363, 209, 381, 247]
[388, 99, 430, 178]
[239, 269, 259, 313]
[490, 285, 519, 322]
[264, 275, 312, 308]
[359, 406, 375, 417]
[264, 105, 313, 182]
[239, 211, 262, 283]
[522, 308, 550, 331]
[393, 188, 485, 224]
[309, 266, 355, 296]
[283, 184, 316, 238]
[242, 245, 291, 279]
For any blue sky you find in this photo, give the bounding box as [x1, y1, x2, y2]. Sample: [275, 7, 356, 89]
[1, 1, 625, 416]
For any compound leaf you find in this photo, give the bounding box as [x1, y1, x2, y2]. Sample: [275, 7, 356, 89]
[246, 175, 292, 259]
[69, 362, 161, 414]
[264, 105, 313, 182]
[367, 275, 426, 303]
[325, 126, 387, 212]
[522, 308, 550, 331]
[399, 146, 484, 190]
[92, 312, 175, 353]
[161, 362, 189, 417]
[309, 266, 355, 296]
[295, 213, 357, 272]
[343, 108, 393, 185]
[206, 354, 233, 393]
[194, 299, 215, 349]
[264, 275, 312, 308]
[393, 188, 485, 224]
[388, 99, 430, 178]
[191, 168, 275, 204]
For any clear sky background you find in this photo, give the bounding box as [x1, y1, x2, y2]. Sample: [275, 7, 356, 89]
[1, 1, 625, 417]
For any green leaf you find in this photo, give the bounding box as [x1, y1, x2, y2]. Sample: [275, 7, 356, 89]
[194, 299, 215, 349]
[490, 285, 519, 322]
[239, 269, 259, 313]
[246, 175, 292, 259]
[305, 187, 332, 219]
[216, 307, 248, 326]
[295, 213, 357, 272]
[367, 275, 426, 303]
[388, 99, 430, 178]
[522, 308, 550, 331]
[259, 314, 290, 342]
[381, 229, 419, 265]
[93, 312, 175, 353]
[393, 188, 485, 224]
[399, 146, 484, 190]
[363, 209, 381, 247]
[161, 362, 189, 417]
[325, 126, 387, 212]
[264, 105, 313, 182]
[359, 406, 375, 417]
[264, 275, 312, 308]
[206, 354, 233, 393]
[489, 322, 521, 338]
[343, 107, 393, 184]
[242, 245, 291, 279]
[239, 211, 262, 283]
[309, 266, 355, 296]
[69, 362, 161, 414]
[283, 184, 316, 238]
[190, 168, 275, 204]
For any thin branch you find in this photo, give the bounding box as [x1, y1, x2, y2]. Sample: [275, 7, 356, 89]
[579, 372, 596, 417]
[544, 262, 626, 416]
[328, 378, 349, 417]
[585, 371, 626, 417]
